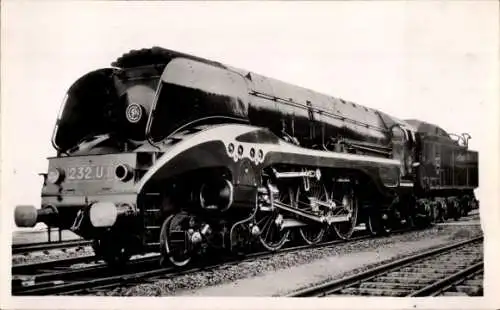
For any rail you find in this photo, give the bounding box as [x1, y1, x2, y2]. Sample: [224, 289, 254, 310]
[12, 240, 91, 254]
[286, 236, 483, 297]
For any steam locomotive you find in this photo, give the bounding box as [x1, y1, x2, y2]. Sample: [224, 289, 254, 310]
[14, 47, 479, 267]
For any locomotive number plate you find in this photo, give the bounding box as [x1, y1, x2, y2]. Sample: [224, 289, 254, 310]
[66, 165, 114, 181]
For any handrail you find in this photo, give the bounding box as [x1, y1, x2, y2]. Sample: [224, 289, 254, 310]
[249, 90, 389, 133]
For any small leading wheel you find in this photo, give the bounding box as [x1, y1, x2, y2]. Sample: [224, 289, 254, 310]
[295, 180, 327, 245]
[255, 185, 291, 251]
[160, 212, 194, 267]
[92, 237, 131, 267]
[330, 190, 359, 240]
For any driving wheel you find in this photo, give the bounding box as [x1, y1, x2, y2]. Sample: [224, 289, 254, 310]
[255, 185, 291, 251]
[295, 179, 327, 245]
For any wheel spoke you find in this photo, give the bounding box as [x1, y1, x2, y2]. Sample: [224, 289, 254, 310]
[256, 215, 269, 226]
[160, 213, 193, 267]
[331, 186, 358, 240]
[296, 179, 327, 245]
[255, 182, 290, 251]
[261, 216, 273, 236]
[263, 218, 274, 241]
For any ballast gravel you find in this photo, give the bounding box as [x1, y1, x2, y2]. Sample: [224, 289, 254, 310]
[94, 221, 482, 296]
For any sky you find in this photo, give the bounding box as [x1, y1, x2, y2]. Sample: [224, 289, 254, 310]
[1, 1, 498, 227]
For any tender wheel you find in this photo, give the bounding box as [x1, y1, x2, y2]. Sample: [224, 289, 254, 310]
[441, 200, 449, 221]
[448, 199, 461, 221]
[330, 188, 359, 240]
[429, 201, 438, 224]
[461, 196, 471, 216]
[412, 199, 433, 228]
[160, 212, 194, 267]
[255, 185, 291, 251]
[295, 180, 327, 245]
[92, 237, 131, 267]
[436, 200, 447, 223]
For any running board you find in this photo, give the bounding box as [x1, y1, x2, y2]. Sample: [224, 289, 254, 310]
[274, 201, 350, 225]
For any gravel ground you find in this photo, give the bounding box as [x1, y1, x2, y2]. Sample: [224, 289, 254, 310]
[92, 221, 482, 296]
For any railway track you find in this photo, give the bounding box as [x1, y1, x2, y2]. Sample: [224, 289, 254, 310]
[12, 240, 91, 255]
[12, 213, 481, 296]
[12, 254, 161, 295]
[287, 236, 483, 297]
[13, 230, 381, 296]
[12, 255, 97, 275]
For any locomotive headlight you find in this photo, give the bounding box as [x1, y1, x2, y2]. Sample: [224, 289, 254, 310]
[89, 202, 118, 227]
[47, 168, 64, 184]
[125, 103, 143, 123]
[89, 202, 136, 228]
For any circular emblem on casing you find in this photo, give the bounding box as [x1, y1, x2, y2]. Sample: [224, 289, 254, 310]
[125, 103, 143, 123]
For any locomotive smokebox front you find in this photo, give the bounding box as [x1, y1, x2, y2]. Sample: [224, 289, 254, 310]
[12, 152, 145, 237]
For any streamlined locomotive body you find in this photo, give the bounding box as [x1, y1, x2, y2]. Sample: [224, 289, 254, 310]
[14, 47, 479, 266]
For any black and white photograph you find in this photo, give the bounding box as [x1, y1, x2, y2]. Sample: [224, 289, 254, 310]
[1, 1, 498, 309]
